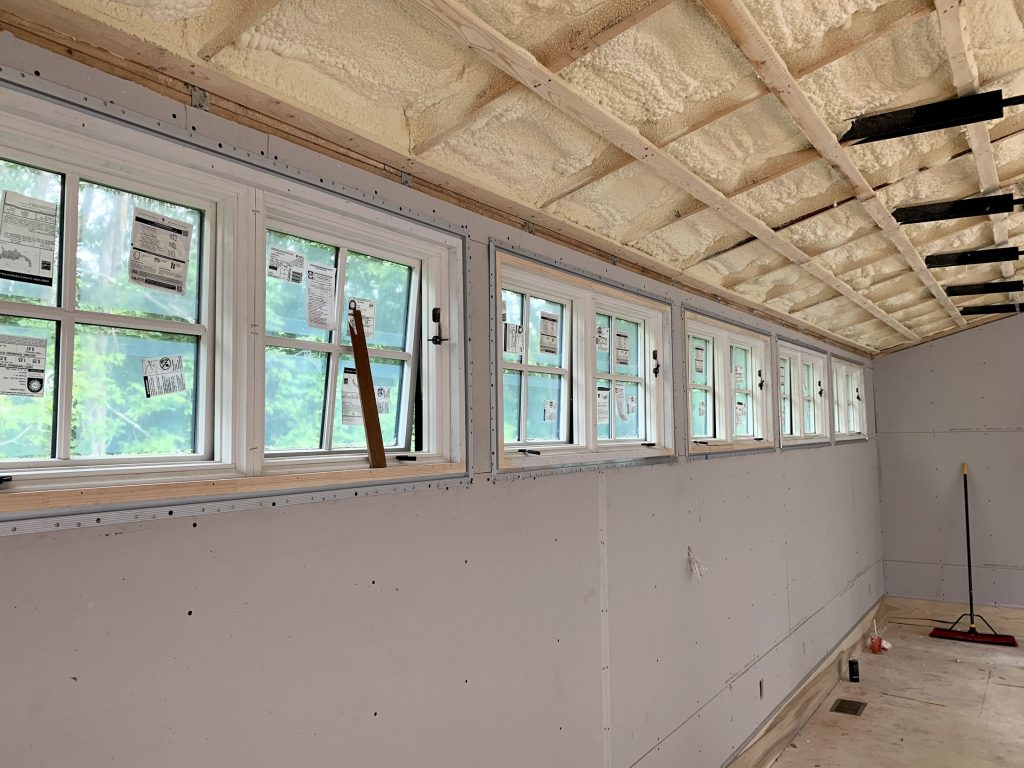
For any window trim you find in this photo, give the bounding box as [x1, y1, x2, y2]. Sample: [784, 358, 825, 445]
[685, 312, 774, 455]
[0, 105, 467, 504]
[831, 357, 868, 441]
[493, 249, 674, 472]
[778, 341, 829, 447]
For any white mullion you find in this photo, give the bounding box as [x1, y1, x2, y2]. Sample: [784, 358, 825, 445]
[321, 351, 340, 450]
[265, 335, 335, 354]
[68, 309, 206, 337]
[520, 293, 532, 443]
[54, 171, 80, 461]
[400, 261, 421, 452]
[249, 189, 267, 476]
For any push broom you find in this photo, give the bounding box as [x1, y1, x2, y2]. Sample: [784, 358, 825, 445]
[930, 464, 1018, 647]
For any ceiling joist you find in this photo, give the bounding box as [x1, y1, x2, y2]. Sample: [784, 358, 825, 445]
[700, 0, 965, 329]
[409, 0, 919, 342]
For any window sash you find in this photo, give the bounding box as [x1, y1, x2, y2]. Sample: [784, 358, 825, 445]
[0, 161, 216, 469]
[779, 346, 826, 442]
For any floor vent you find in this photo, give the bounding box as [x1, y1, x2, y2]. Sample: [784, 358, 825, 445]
[830, 698, 867, 716]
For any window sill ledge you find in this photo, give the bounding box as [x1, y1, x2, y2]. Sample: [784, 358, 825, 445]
[780, 437, 831, 449]
[0, 462, 467, 516]
[497, 445, 674, 473]
[688, 440, 773, 456]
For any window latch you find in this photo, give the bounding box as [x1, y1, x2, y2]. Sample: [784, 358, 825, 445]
[818, 380, 824, 397]
[693, 440, 709, 446]
[757, 369, 765, 390]
[395, 455, 417, 462]
[652, 349, 661, 378]
[0, 475, 11, 488]
[518, 448, 540, 456]
[641, 442, 656, 447]
[856, 387, 863, 403]
[428, 306, 449, 346]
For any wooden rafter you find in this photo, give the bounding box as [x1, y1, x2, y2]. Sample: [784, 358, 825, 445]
[538, 2, 932, 209]
[407, 0, 919, 341]
[0, 0, 883, 354]
[700, 0, 965, 329]
[934, 0, 1014, 276]
[411, 0, 676, 155]
[188, 0, 282, 61]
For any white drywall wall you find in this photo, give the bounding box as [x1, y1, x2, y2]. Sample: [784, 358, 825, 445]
[0, 37, 883, 768]
[875, 314, 1024, 607]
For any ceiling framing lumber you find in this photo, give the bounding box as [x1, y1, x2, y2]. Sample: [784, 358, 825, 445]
[700, 0, 965, 329]
[411, 0, 676, 155]
[408, 0, 919, 341]
[0, 6, 881, 356]
[191, 0, 282, 61]
[538, 2, 933, 209]
[934, 0, 1014, 277]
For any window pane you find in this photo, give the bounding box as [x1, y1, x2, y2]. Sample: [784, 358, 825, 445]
[525, 371, 563, 442]
[264, 346, 328, 452]
[77, 181, 202, 322]
[803, 398, 816, 435]
[332, 356, 404, 449]
[734, 392, 752, 437]
[596, 313, 610, 374]
[689, 335, 710, 386]
[731, 345, 750, 390]
[527, 297, 565, 368]
[779, 356, 792, 436]
[341, 251, 412, 351]
[0, 315, 56, 459]
[71, 325, 197, 457]
[614, 380, 642, 440]
[596, 379, 610, 440]
[0, 158, 63, 307]
[502, 368, 522, 443]
[802, 362, 814, 397]
[690, 388, 711, 438]
[502, 290, 525, 364]
[614, 317, 640, 377]
[265, 230, 336, 342]
[833, 370, 842, 432]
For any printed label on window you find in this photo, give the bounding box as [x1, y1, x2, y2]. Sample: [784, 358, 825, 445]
[539, 311, 559, 355]
[614, 382, 626, 420]
[735, 401, 747, 420]
[504, 322, 524, 354]
[341, 366, 362, 425]
[0, 190, 57, 286]
[734, 364, 745, 387]
[128, 207, 192, 295]
[266, 246, 305, 283]
[141, 355, 186, 398]
[347, 297, 376, 338]
[596, 387, 610, 424]
[698, 399, 706, 417]
[694, 345, 705, 374]
[0, 334, 46, 397]
[543, 399, 557, 422]
[628, 394, 637, 415]
[615, 331, 630, 366]
[305, 262, 337, 330]
[375, 385, 391, 414]
[596, 325, 610, 352]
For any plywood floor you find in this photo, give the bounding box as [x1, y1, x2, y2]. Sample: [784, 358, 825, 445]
[774, 598, 1024, 768]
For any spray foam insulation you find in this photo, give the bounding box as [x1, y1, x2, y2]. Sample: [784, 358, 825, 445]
[51, 0, 1024, 351]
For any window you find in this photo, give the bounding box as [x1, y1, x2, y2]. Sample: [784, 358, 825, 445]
[496, 251, 672, 468]
[778, 343, 827, 443]
[0, 154, 215, 470]
[257, 193, 460, 470]
[833, 359, 866, 437]
[685, 313, 771, 451]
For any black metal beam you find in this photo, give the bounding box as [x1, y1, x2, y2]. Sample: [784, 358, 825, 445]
[945, 280, 1023, 296]
[842, 91, 1007, 144]
[961, 303, 1021, 315]
[926, 247, 1020, 268]
[893, 194, 1020, 224]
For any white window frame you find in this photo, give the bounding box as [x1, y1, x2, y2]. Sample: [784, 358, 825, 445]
[832, 358, 867, 439]
[495, 251, 673, 471]
[685, 313, 773, 453]
[778, 342, 828, 445]
[0, 133, 244, 487]
[254, 191, 460, 474]
[0, 96, 466, 504]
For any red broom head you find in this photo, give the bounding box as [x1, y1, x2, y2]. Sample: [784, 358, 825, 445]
[930, 627, 1018, 647]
